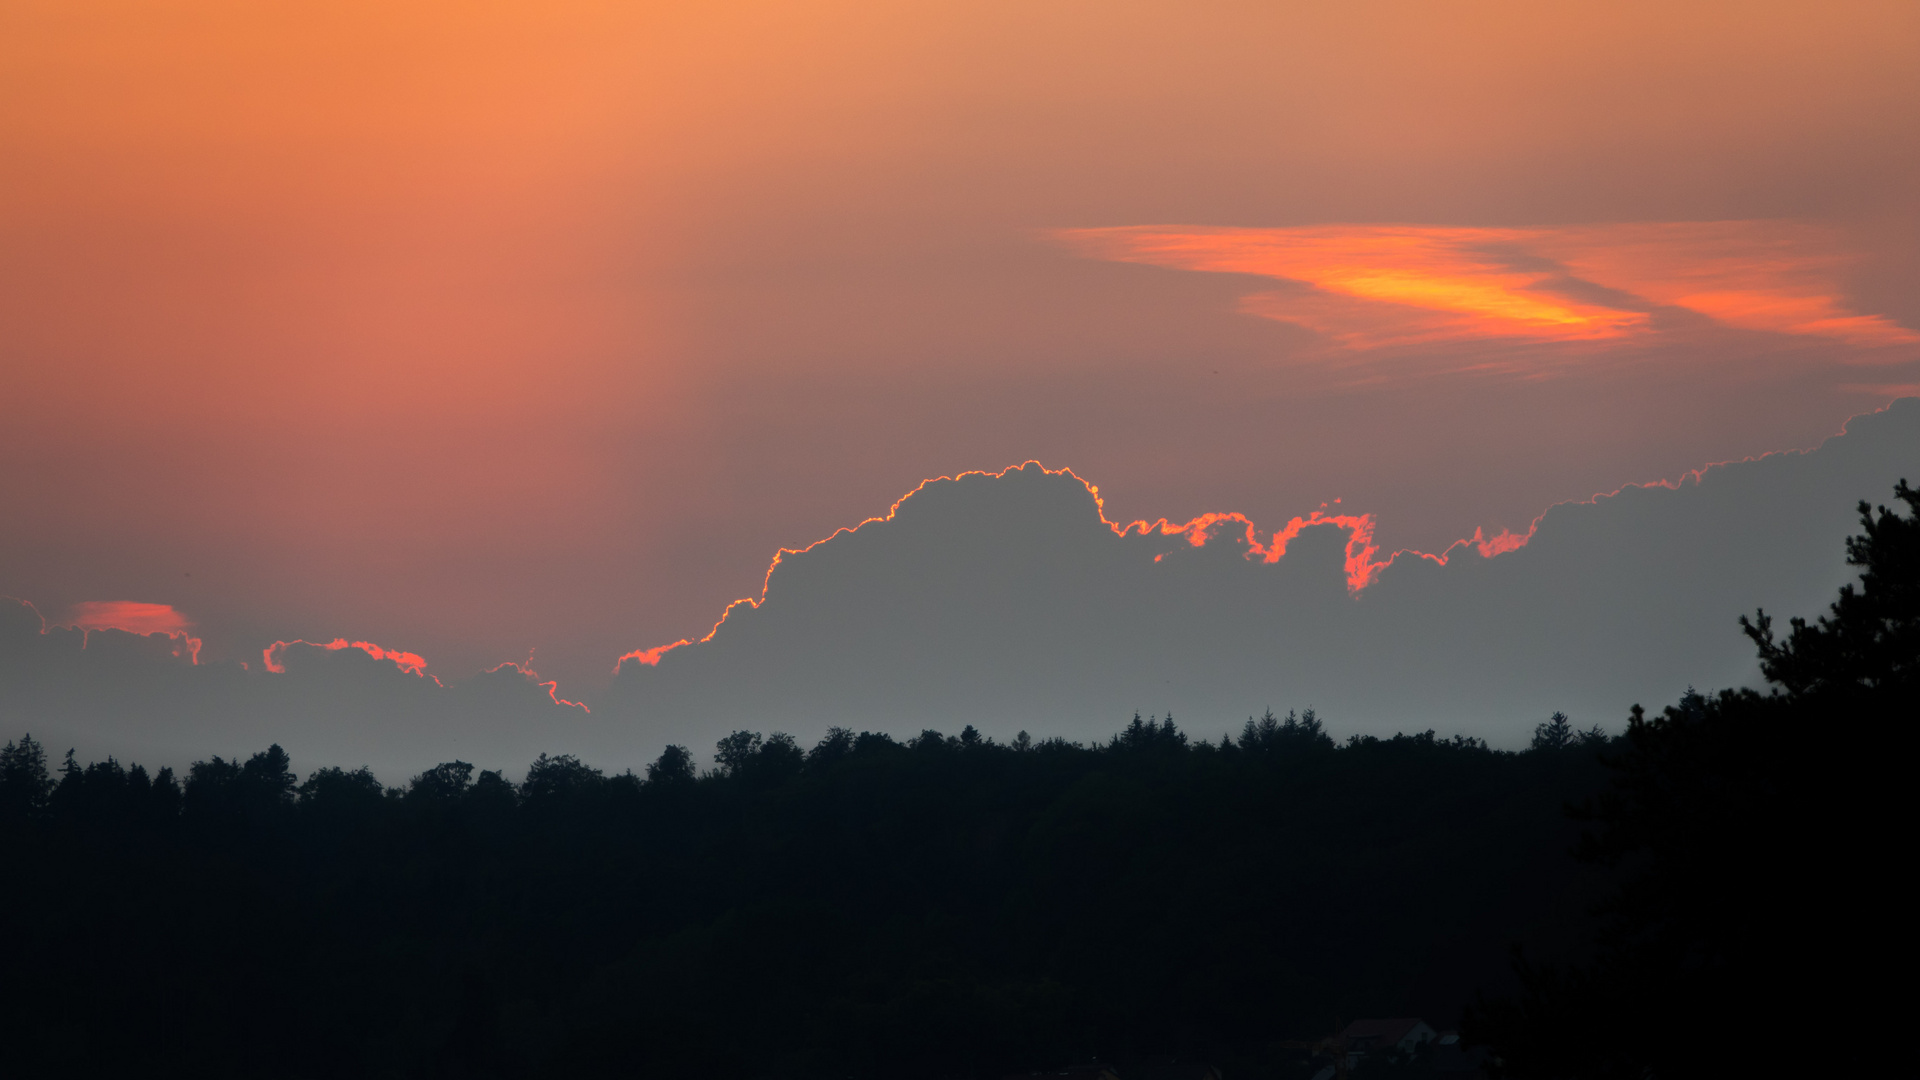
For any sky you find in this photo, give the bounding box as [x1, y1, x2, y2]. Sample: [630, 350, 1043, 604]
[4, 0, 1918, 705]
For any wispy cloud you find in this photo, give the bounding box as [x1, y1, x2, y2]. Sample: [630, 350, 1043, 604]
[1059, 221, 1917, 358]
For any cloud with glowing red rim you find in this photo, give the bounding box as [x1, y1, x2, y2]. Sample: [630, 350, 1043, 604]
[485, 656, 591, 713]
[60, 601, 203, 663]
[264, 637, 438, 682]
[615, 462, 1523, 672]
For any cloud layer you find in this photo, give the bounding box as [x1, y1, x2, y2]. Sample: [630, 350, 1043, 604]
[604, 399, 1920, 754]
[5, 401, 1915, 774]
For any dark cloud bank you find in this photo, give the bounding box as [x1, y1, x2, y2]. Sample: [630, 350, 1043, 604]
[6, 399, 1916, 776]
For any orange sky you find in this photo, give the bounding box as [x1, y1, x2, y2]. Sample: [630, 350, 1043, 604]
[3, 0, 1917, 689]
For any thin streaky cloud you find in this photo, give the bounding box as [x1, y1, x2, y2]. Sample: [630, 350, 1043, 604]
[1058, 221, 1918, 355]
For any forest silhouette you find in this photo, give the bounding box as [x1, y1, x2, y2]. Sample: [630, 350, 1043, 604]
[2, 483, 1911, 1079]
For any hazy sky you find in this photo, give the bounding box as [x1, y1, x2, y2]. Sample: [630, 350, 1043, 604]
[4, 0, 1917, 694]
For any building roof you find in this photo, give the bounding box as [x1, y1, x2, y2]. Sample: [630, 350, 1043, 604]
[1341, 1018, 1432, 1047]
[1129, 1057, 1222, 1080]
[1002, 1067, 1120, 1080]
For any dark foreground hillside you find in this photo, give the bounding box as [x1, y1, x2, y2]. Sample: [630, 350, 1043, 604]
[0, 710, 1609, 1079]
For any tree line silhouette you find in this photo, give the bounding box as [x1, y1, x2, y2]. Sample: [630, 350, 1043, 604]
[2, 482, 1911, 1079]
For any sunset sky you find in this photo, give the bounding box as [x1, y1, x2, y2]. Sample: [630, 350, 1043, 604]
[4, 0, 1917, 695]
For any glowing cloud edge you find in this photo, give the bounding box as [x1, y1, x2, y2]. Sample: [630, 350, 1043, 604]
[614, 407, 1884, 677]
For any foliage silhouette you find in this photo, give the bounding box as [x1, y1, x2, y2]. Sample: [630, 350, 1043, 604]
[0, 733, 53, 821]
[1466, 481, 1916, 1079]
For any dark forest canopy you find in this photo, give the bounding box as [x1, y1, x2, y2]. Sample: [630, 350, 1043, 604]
[1, 709, 1610, 1079]
[1, 482, 1911, 1080]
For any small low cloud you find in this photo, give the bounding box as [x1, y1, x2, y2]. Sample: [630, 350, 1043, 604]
[61, 600, 202, 663]
[0, 605, 595, 778]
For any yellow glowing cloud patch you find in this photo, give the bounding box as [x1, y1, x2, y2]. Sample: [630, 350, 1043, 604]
[1060, 222, 1916, 352]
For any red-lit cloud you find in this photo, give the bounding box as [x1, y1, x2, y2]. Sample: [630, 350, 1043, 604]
[1380, 433, 1846, 576]
[485, 655, 590, 714]
[621, 409, 1906, 676]
[1059, 221, 1919, 356]
[616, 640, 692, 670]
[616, 462, 1535, 671]
[61, 601, 202, 663]
[591, 403, 1912, 756]
[259, 638, 592, 711]
[1118, 509, 1386, 590]
[263, 637, 438, 683]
